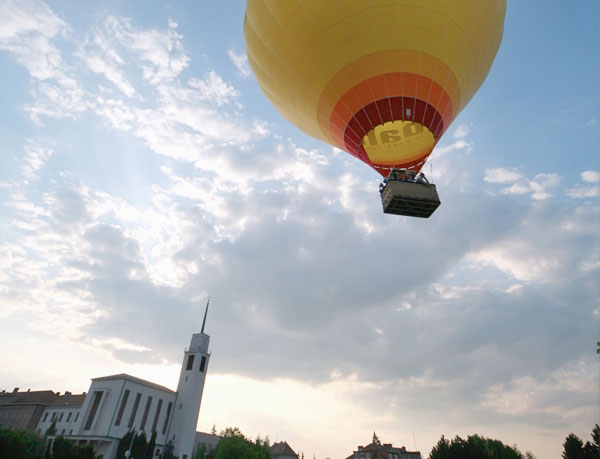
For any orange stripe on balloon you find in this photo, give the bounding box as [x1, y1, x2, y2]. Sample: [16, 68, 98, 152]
[317, 49, 462, 143]
[329, 73, 453, 150]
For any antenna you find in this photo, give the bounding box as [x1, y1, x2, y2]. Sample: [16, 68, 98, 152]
[201, 297, 210, 333]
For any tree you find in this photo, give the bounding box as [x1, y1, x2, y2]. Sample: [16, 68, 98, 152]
[52, 435, 97, 459]
[144, 431, 157, 459]
[429, 434, 524, 459]
[372, 432, 381, 446]
[160, 440, 177, 459]
[46, 421, 57, 436]
[132, 431, 148, 459]
[213, 427, 270, 459]
[562, 434, 584, 459]
[0, 427, 46, 459]
[116, 430, 135, 459]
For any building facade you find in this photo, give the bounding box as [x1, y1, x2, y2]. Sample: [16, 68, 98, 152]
[1, 321, 212, 459]
[347, 442, 421, 459]
[36, 392, 86, 437]
[0, 389, 59, 432]
[270, 441, 299, 459]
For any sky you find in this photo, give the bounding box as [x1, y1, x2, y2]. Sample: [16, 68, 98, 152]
[0, 1, 598, 458]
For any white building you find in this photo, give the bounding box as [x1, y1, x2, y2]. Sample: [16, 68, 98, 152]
[33, 303, 212, 459]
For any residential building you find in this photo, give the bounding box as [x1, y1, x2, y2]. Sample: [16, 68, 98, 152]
[0, 388, 59, 432]
[270, 441, 299, 459]
[346, 442, 421, 459]
[193, 431, 220, 456]
[36, 391, 86, 436]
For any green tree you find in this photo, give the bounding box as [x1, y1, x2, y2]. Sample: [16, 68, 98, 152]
[144, 431, 157, 459]
[372, 432, 381, 446]
[116, 430, 135, 459]
[0, 426, 46, 459]
[197, 442, 207, 459]
[563, 433, 584, 459]
[583, 424, 600, 459]
[52, 435, 97, 459]
[160, 440, 177, 459]
[429, 434, 524, 459]
[213, 427, 269, 459]
[46, 421, 57, 436]
[132, 431, 148, 459]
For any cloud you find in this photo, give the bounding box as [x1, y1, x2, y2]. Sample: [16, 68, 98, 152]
[566, 171, 600, 199]
[188, 71, 240, 106]
[485, 169, 561, 201]
[20, 140, 53, 180]
[227, 49, 251, 78]
[484, 167, 522, 184]
[581, 171, 600, 183]
[0, 0, 87, 123]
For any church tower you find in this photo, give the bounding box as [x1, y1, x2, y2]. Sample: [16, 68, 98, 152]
[169, 300, 211, 459]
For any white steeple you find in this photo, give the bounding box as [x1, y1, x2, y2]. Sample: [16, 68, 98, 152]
[168, 299, 211, 459]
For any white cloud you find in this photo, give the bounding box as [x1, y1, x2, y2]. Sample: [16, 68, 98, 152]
[227, 49, 251, 78]
[566, 170, 600, 199]
[188, 71, 240, 106]
[20, 140, 53, 180]
[453, 124, 470, 139]
[103, 16, 189, 85]
[484, 167, 522, 184]
[581, 170, 600, 183]
[485, 169, 561, 201]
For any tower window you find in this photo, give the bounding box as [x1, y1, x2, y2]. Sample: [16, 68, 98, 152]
[83, 391, 103, 430]
[186, 354, 195, 370]
[162, 402, 172, 434]
[42, 413, 48, 422]
[199, 356, 206, 372]
[115, 389, 130, 426]
[140, 396, 153, 430]
[128, 393, 142, 428]
[151, 399, 163, 433]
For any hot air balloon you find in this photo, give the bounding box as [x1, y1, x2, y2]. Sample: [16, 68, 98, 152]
[244, 0, 506, 217]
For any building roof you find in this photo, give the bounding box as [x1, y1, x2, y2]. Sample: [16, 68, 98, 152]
[270, 441, 298, 456]
[48, 393, 86, 407]
[349, 442, 421, 459]
[0, 390, 59, 406]
[91, 374, 176, 394]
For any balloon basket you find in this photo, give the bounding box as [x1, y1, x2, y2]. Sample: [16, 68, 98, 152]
[381, 182, 441, 218]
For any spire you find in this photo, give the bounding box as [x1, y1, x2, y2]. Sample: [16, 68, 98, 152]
[201, 297, 210, 333]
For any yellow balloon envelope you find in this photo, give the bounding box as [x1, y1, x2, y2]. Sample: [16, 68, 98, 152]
[245, 0, 506, 176]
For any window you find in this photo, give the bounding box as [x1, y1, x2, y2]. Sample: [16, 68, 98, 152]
[115, 389, 130, 426]
[128, 393, 142, 428]
[69, 430, 72, 435]
[186, 354, 195, 371]
[74, 412, 79, 423]
[83, 391, 103, 430]
[58, 413, 63, 422]
[199, 355, 206, 372]
[42, 413, 48, 422]
[140, 396, 153, 430]
[151, 399, 163, 432]
[66, 412, 72, 422]
[51, 413, 56, 422]
[61, 429, 65, 434]
[155, 448, 160, 456]
[179, 403, 182, 409]
[162, 402, 172, 434]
